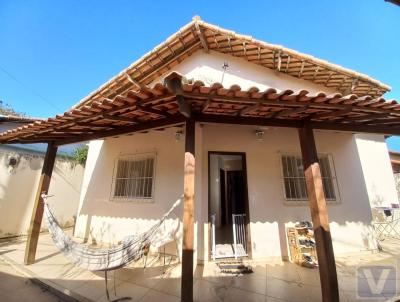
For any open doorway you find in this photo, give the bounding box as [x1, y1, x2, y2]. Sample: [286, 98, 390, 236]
[208, 152, 251, 260]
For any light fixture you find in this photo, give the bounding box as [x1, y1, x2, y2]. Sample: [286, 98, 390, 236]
[175, 130, 183, 142]
[255, 129, 265, 141]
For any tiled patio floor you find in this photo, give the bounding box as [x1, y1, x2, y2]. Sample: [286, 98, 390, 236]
[0, 233, 400, 302]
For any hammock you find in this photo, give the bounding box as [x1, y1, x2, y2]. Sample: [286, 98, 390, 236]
[43, 196, 181, 272]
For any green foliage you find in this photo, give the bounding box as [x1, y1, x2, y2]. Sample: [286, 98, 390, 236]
[73, 145, 89, 166]
[0, 100, 25, 116]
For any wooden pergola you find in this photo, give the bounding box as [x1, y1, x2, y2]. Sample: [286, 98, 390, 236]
[1, 73, 400, 302]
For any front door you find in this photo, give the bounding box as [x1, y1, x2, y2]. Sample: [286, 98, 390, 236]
[208, 152, 250, 260]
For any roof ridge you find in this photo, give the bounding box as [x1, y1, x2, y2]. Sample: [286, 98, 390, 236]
[68, 16, 392, 113]
[195, 18, 391, 92]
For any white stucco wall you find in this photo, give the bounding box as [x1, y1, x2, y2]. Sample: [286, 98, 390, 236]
[74, 127, 187, 246]
[74, 124, 391, 261]
[355, 134, 398, 208]
[74, 50, 396, 262]
[0, 147, 84, 237]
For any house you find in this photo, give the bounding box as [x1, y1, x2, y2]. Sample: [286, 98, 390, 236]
[0, 16, 399, 301]
[0, 115, 85, 238]
[389, 150, 400, 200]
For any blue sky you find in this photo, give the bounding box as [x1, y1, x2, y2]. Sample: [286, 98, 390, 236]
[0, 1, 399, 149]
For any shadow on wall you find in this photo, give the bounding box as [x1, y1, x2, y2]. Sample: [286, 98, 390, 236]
[75, 138, 184, 246]
[0, 150, 84, 238]
[0, 152, 41, 237]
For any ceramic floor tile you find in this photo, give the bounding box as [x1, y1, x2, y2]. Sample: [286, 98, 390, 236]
[266, 277, 311, 302]
[153, 277, 183, 297]
[98, 281, 150, 302]
[74, 277, 123, 300]
[140, 289, 180, 302]
[224, 286, 265, 302]
[194, 279, 229, 301]
[230, 273, 267, 295]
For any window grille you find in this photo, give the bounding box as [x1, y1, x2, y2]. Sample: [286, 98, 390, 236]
[112, 154, 155, 201]
[281, 154, 336, 201]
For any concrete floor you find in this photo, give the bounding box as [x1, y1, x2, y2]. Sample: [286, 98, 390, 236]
[0, 257, 63, 302]
[0, 233, 400, 302]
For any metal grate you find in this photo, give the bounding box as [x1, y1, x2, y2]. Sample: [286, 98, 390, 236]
[232, 214, 247, 259]
[281, 154, 336, 201]
[113, 154, 155, 201]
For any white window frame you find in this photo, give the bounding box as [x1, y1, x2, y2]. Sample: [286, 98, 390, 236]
[279, 152, 341, 205]
[110, 152, 157, 203]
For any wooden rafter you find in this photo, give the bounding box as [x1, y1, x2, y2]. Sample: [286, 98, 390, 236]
[364, 118, 400, 125]
[343, 113, 390, 122]
[285, 56, 291, 73]
[202, 98, 212, 113]
[298, 60, 305, 77]
[272, 105, 309, 118]
[54, 115, 186, 146]
[238, 103, 260, 116]
[102, 114, 136, 123]
[311, 108, 353, 120]
[277, 51, 282, 71]
[194, 22, 209, 52]
[2, 79, 400, 145]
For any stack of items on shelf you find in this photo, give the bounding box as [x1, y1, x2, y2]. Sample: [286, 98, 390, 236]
[286, 221, 318, 268]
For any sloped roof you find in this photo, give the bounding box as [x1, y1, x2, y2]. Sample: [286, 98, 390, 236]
[0, 114, 41, 123]
[0, 73, 399, 145]
[70, 16, 391, 114]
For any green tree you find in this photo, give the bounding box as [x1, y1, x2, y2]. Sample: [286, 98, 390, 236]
[73, 145, 89, 166]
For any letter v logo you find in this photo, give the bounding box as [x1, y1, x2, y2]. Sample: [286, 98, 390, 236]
[362, 268, 391, 294]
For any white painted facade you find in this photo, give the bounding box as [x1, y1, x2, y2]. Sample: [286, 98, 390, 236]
[74, 50, 397, 262]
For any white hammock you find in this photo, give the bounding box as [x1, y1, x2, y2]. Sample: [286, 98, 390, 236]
[44, 197, 181, 272]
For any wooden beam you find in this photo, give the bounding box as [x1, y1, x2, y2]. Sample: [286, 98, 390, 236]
[298, 123, 339, 302]
[194, 21, 209, 52]
[165, 73, 192, 118]
[193, 114, 400, 135]
[194, 113, 302, 128]
[238, 103, 260, 116]
[183, 92, 399, 116]
[55, 115, 186, 146]
[181, 118, 195, 302]
[177, 95, 191, 118]
[310, 121, 400, 135]
[285, 55, 291, 73]
[343, 113, 390, 122]
[364, 118, 400, 125]
[201, 98, 211, 113]
[102, 114, 136, 123]
[124, 72, 141, 89]
[24, 142, 58, 265]
[298, 60, 305, 77]
[136, 103, 169, 117]
[277, 51, 282, 71]
[272, 105, 309, 118]
[311, 108, 352, 120]
[138, 41, 201, 84]
[312, 66, 320, 81]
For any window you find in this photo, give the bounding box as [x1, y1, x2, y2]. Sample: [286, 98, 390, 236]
[281, 154, 337, 202]
[111, 153, 155, 201]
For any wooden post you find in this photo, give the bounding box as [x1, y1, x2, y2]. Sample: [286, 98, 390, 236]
[181, 119, 195, 302]
[24, 142, 58, 265]
[298, 123, 339, 302]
